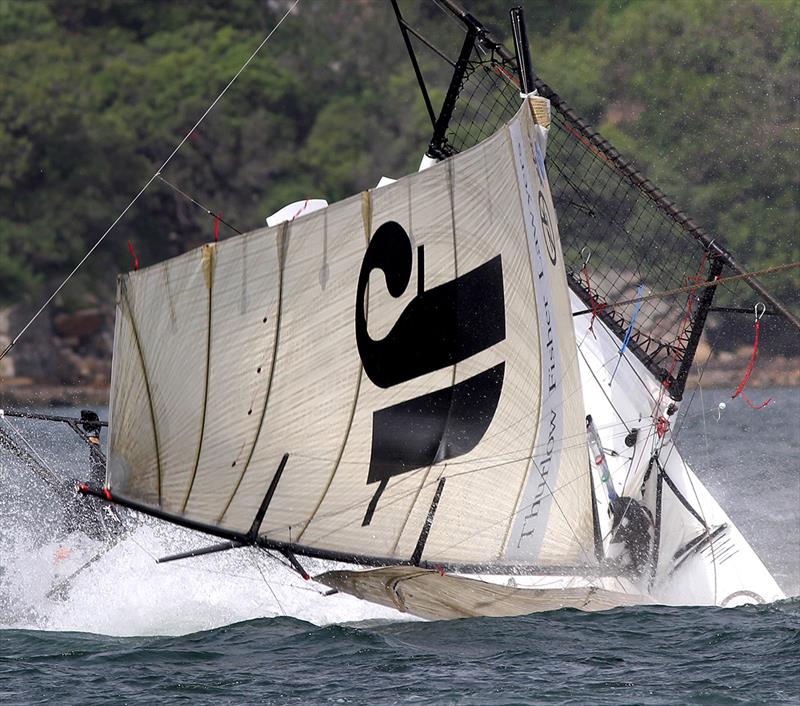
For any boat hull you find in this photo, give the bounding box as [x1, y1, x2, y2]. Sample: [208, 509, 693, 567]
[570, 291, 785, 607]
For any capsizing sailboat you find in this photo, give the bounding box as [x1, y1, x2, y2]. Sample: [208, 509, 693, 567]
[71, 0, 793, 618]
[4, 1, 794, 619]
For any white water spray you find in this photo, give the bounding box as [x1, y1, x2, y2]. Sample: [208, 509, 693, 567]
[0, 425, 407, 637]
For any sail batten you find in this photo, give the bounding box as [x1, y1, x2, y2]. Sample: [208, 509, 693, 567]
[106, 98, 594, 568]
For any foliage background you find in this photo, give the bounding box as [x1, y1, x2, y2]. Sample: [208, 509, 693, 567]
[0, 0, 797, 370]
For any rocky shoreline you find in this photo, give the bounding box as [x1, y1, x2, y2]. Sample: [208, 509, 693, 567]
[1, 382, 111, 408]
[687, 353, 799, 390]
[2, 351, 797, 410]
[2, 301, 797, 410]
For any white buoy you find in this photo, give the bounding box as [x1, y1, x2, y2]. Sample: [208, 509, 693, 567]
[718, 402, 727, 411]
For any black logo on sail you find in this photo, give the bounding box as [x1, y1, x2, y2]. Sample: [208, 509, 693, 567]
[355, 221, 506, 525]
[538, 192, 557, 266]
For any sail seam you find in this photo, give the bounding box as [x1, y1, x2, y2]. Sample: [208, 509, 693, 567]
[424, 466, 596, 566]
[119, 278, 163, 504]
[217, 223, 289, 525]
[387, 179, 425, 553]
[499, 119, 541, 558]
[390, 159, 460, 555]
[296, 195, 372, 541]
[181, 247, 215, 512]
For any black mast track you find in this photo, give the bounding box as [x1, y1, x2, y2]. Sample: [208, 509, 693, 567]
[427, 23, 477, 159]
[390, 0, 437, 129]
[509, 7, 533, 94]
[588, 461, 605, 563]
[648, 467, 664, 589]
[672, 256, 725, 399]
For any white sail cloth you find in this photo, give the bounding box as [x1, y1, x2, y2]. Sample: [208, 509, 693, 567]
[106, 98, 593, 567]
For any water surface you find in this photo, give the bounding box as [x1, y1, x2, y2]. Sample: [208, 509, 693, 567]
[1, 388, 798, 703]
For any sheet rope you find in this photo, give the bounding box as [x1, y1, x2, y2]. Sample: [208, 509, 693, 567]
[572, 261, 800, 316]
[731, 304, 772, 409]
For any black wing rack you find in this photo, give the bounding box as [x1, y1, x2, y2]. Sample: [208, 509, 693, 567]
[391, 0, 799, 401]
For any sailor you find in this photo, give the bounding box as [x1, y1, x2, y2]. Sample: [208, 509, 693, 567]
[61, 411, 117, 541]
[80, 410, 106, 488]
[610, 496, 654, 576]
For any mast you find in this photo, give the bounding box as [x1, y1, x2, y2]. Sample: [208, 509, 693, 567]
[509, 7, 533, 95]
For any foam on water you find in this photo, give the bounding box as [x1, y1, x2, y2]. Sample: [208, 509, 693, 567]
[0, 519, 407, 636]
[0, 416, 406, 636]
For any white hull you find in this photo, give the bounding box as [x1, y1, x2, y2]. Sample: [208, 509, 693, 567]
[17, 290, 785, 625]
[569, 290, 784, 607]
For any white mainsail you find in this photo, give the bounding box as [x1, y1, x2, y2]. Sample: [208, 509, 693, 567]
[106, 98, 595, 569]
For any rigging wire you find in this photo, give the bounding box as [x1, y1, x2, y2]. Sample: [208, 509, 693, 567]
[696, 383, 718, 601]
[186, 563, 321, 593]
[0, 415, 64, 489]
[0, 0, 301, 364]
[126, 531, 159, 563]
[571, 261, 800, 318]
[156, 175, 243, 235]
[252, 548, 286, 614]
[656, 290, 734, 602]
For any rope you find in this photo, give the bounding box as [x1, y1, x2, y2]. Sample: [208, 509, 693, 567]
[0, 0, 300, 363]
[252, 548, 285, 614]
[157, 174, 243, 235]
[609, 282, 645, 384]
[571, 261, 800, 316]
[732, 317, 761, 398]
[580, 248, 604, 338]
[0, 415, 63, 489]
[656, 252, 709, 403]
[127, 240, 139, 271]
[732, 304, 772, 409]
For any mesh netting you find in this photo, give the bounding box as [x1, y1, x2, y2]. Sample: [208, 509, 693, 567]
[434, 56, 522, 158]
[436, 50, 722, 399]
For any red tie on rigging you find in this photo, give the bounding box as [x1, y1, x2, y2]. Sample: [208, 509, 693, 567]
[731, 303, 772, 409]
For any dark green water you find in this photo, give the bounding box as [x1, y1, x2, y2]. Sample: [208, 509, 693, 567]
[2, 601, 798, 705]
